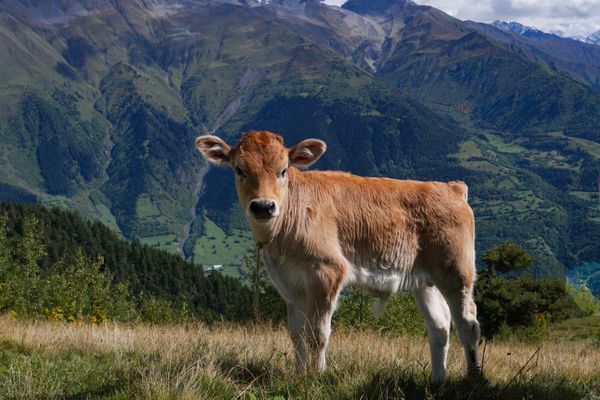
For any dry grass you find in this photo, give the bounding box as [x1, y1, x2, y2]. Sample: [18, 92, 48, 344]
[0, 316, 599, 399]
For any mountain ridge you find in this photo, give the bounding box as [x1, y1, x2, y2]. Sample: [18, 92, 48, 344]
[491, 19, 600, 47]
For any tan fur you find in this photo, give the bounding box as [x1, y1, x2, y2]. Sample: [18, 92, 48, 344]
[195, 130, 481, 380]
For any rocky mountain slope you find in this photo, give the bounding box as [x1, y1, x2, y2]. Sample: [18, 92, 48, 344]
[471, 20, 600, 91]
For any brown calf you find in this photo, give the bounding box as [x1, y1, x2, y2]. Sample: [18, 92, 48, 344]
[195, 130, 481, 382]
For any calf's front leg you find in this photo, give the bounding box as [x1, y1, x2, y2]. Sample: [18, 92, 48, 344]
[304, 263, 344, 373]
[306, 299, 335, 372]
[286, 302, 308, 373]
[287, 297, 335, 373]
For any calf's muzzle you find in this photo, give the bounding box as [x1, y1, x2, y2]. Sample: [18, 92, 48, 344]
[249, 199, 278, 219]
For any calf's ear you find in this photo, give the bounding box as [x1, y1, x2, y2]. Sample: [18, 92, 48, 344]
[289, 139, 327, 168]
[195, 135, 232, 165]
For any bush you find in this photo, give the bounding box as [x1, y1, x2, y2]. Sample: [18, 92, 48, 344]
[40, 250, 137, 323]
[334, 288, 425, 336]
[482, 240, 532, 275]
[0, 215, 137, 322]
[475, 274, 584, 339]
[140, 297, 181, 324]
[0, 214, 47, 317]
[0, 204, 253, 323]
[568, 285, 600, 316]
[0, 215, 156, 323]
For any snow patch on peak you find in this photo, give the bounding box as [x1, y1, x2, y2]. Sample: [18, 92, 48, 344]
[585, 31, 600, 45]
[492, 20, 563, 41]
[493, 20, 541, 35]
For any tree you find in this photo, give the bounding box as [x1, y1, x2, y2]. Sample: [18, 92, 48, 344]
[0, 215, 45, 316]
[475, 275, 583, 338]
[482, 241, 533, 276]
[475, 241, 583, 339]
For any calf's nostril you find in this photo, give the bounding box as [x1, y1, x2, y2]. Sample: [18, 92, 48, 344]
[249, 200, 276, 217]
[249, 201, 262, 215]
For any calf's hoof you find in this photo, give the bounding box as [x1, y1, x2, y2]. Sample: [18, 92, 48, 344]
[467, 364, 486, 383]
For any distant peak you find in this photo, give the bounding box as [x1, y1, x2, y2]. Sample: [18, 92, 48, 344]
[342, 0, 414, 15]
[492, 20, 561, 41]
[260, 0, 323, 6]
[583, 30, 600, 45]
[492, 20, 540, 35]
[547, 28, 599, 46]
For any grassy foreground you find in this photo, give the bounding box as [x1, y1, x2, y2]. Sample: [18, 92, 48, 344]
[0, 317, 599, 399]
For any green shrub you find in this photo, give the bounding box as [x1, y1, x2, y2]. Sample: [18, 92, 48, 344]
[0, 205, 253, 324]
[138, 295, 192, 324]
[482, 240, 532, 275]
[0, 215, 138, 322]
[475, 274, 584, 339]
[0, 214, 46, 317]
[334, 288, 425, 336]
[568, 285, 600, 316]
[40, 250, 137, 323]
[0, 203, 253, 323]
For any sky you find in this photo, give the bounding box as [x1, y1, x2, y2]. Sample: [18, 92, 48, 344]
[322, 0, 600, 37]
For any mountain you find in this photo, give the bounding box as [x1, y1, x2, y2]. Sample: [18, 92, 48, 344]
[568, 31, 600, 46]
[489, 20, 600, 48]
[337, 2, 600, 133]
[0, 0, 599, 279]
[586, 31, 600, 46]
[0, 0, 464, 265]
[467, 21, 600, 92]
[491, 20, 560, 41]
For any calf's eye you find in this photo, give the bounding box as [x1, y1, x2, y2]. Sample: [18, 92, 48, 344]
[235, 167, 246, 179]
[279, 168, 288, 178]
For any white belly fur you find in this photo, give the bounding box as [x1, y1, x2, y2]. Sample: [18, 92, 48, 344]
[347, 262, 423, 316]
[262, 247, 422, 313]
[348, 263, 422, 294]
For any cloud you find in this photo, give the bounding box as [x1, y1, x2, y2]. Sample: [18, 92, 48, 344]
[322, 0, 600, 36]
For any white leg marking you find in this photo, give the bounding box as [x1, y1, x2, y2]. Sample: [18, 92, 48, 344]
[443, 287, 481, 375]
[413, 284, 451, 382]
[287, 302, 308, 373]
[306, 295, 339, 373]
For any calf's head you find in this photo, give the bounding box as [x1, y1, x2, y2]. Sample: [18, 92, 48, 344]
[195, 131, 326, 233]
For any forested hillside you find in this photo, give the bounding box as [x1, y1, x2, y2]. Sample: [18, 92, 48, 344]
[0, 203, 252, 321]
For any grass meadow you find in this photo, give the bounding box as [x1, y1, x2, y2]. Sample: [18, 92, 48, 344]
[1, 316, 599, 399]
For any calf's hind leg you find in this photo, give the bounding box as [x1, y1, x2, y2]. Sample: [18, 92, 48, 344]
[413, 283, 452, 382]
[438, 277, 482, 377]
